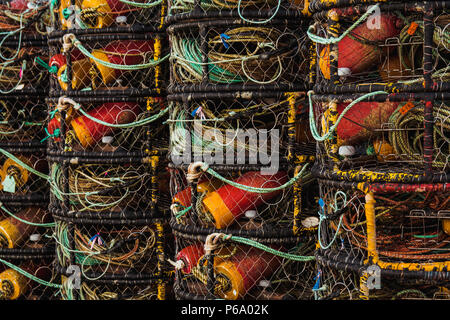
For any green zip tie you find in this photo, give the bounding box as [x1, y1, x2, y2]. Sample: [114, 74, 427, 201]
[34, 57, 57, 74]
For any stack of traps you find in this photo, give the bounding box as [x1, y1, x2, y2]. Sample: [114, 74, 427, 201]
[308, 0, 450, 300]
[0, 0, 448, 301]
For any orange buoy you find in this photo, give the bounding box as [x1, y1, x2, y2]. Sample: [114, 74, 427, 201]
[0, 207, 46, 248]
[214, 246, 282, 300]
[70, 102, 140, 147]
[81, 0, 130, 28]
[202, 171, 287, 229]
[47, 101, 145, 147]
[319, 14, 403, 79]
[54, 40, 154, 90]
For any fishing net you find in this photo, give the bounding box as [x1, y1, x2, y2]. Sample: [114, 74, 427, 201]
[48, 32, 168, 96]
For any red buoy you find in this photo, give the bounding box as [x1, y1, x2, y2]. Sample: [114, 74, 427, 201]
[336, 101, 399, 145]
[202, 171, 287, 229]
[319, 14, 403, 79]
[176, 243, 205, 274]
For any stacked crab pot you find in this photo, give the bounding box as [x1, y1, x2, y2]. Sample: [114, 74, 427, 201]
[0, 0, 58, 300]
[47, 0, 173, 300]
[307, 0, 450, 300]
[166, 0, 321, 300]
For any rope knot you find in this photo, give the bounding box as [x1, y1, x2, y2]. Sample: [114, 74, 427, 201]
[62, 34, 76, 53]
[186, 161, 208, 183]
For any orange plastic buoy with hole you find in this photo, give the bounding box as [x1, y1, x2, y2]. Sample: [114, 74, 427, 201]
[372, 140, 395, 161]
[202, 171, 287, 229]
[0, 264, 50, 300]
[336, 101, 399, 145]
[319, 14, 403, 79]
[0, 207, 46, 248]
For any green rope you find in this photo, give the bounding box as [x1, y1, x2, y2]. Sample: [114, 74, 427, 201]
[34, 57, 58, 74]
[308, 90, 387, 142]
[228, 236, 315, 262]
[237, 0, 281, 24]
[119, 0, 163, 8]
[76, 104, 169, 128]
[307, 4, 379, 45]
[72, 37, 169, 70]
[0, 258, 62, 289]
[0, 204, 56, 227]
[203, 163, 309, 193]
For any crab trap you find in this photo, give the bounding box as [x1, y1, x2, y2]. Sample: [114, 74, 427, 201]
[308, 0, 450, 94]
[166, 0, 308, 18]
[53, 217, 172, 300]
[53, 0, 167, 32]
[47, 31, 168, 96]
[45, 95, 168, 158]
[311, 178, 449, 300]
[171, 230, 317, 300]
[166, 18, 312, 93]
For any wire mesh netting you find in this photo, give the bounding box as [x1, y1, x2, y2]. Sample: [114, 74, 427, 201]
[0, 96, 48, 147]
[54, 220, 166, 277]
[0, 0, 51, 36]
[167, 0, 307, 16]
[0, 149, 48, 198]
[48, 160, 169, 216]
[60, 277, 165, 299]
[311, 97, 450, 179]
[309, 1, 449, 93]
[48, 32, 168, 95]
[0, 203, 53, 250]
